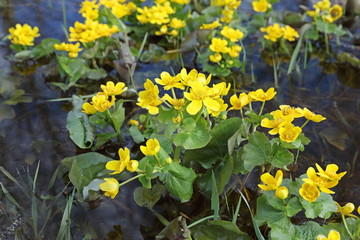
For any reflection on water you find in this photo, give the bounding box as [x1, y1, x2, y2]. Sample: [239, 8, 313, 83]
[0, 0, 360, 239]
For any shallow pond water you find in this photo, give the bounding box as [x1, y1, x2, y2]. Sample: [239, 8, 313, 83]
[1, 0, 360, 239]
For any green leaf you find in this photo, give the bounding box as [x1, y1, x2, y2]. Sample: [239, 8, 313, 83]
[299, 192, 337, 219]
[211, 171, 219, 220]
[286, 197, 303, 217]
[110, 101, 125, 133]
[138, 157, 156, 189]
[130, 125, 145, 143]
[66, 96, 94, 149]
[92, 132, 117, 150]
[174, 118, 211, 150]
[242, 132, 269, 171]
[269, 217, 296, 240]
[158, 106, 178, 123]
[196, 155, 233, 196]
[133, 183, 166, 208]
[268, 142, 294, 169]
[192, 220, 251, 240]
[184, 117, 241, 168]
[160, 162, 196, 202]
[293, 221, 325, 240]
[81, 42, 99, 59]
[31, 38, 60, 59]
[255, 194, 287, 226]
[61, 152, 112, 193]
[325, 218, 360, 239]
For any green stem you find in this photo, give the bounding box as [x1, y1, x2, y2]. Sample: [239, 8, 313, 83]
[341, 214, 354, 239]
[240, 108, 244, 119]
[272, 55, 278, 88]
[106, 109, 122, 142]
[300, 119, 310, 129]
[324, 25, 329, 54]
[294, 149, 300, 165]
[174, 146, 181, 163]
[171, 87, 177, 100]
[119, 174, 144, 187]
[259, 101, 266, 116]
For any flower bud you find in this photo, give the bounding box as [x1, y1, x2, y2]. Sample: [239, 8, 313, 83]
[275, 186, 289, 199]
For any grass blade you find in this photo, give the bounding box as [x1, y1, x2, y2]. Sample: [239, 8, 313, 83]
[56, 189, 75, 240]
[211, 171, 219, 220]
[0, 183, 23, 211]
[232, 195, 242, 224]
[238, 190, 265, 240]
[287, 35, 303, 75]
[0, 166, 30, 199]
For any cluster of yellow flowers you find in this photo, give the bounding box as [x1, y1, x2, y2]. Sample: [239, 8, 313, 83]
[208, 26, 244, 63]
[260, 105, 326, 143]
[252, 0, 271, 13]
[8, 23, 40, 46]
[69, 20, 119, 43]
[54, 42, 83, 58]
[100, 138, 166, 199]
[306, 0, 343, 23]
[258, 170, 289, 199]
[82, 81, 127, 114]
[259, 163, 348, 204]
[299, 164, 346, 202]
[137, 1, 186, 37]
[260, 23, 299, 42]
[137, 68, 231, 117]
[211, 0, 242, 23]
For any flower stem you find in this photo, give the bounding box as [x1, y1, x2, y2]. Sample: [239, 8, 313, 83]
[119, 174, 144, 187]
[300, 119, 310, 129]
[341, 214, 354, 239]
[259, 101, 266, 116]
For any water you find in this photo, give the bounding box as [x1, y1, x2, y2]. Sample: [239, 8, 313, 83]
[1, 0, 360, 239]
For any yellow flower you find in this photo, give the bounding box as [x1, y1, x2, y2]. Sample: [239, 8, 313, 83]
[306, 8, 320, 17]
[172, 116, 182, 123]
[212, 82, 231, 97]
[200, 20, 222, 30]
[99, 178, 120, 199]
[69, 20, 119, 43]
[296, 107, 326, 122]
[99, 0, 118, 8]
[229, 93, 250, 110]
[171, 0, 191, 4]
[163, 94, 186, 110]
[336, 202, 358, 218]
[82, 102, 97, 114]
[140, 138, 160, 156]
[79, 0, 99, 20]
[316, 230, 341, 240]
[302, 167, 339, 194]
[261, 110, 294, 135]
[137, 79, 163, 115]
[275, 186, 289, 199]
[54, 42, 83, 58]
[136, 2, 174, 25]
[184, 81, 220, 115]
[220, 26, 244, 42]
[315, 0, 331, 11]
[106, 147, 138, 174]
[249, 87, 276, 102]
[207, 98, 228, 117]
[322, 5, 343, 23]
[228, 45, 242, 58]
[8, 23, 40, 46]
[155, 71, 184, 90]
[129, 119, 139, 126]
[220, 9, 233, 23]
[155, 25, 168, 36]
[100, 81, 127, 96]
[282, 25, 299, 42]
[169, 18, 186, 29]
[252, 0, 271, 12]
[258, 170, 283, 191]
[209, 38, 230, 53]
[179, 68, 211, 86]
[112, 2, 137, 19]
[90, 93, 116, 112]
[358, 206, 360, 215]
[299, 182, 320, 202]
[277, 105, 303, 118]
[315, 164, 346, 182]
[209, 53, 222, 63]
[260, 23, 283, 42]
[279, 122, 302, 143]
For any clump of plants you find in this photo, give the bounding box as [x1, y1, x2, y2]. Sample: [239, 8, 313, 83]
[60, 67, 360, 239]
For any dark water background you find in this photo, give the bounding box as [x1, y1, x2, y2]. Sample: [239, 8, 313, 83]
[0, 0, 359, 239]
